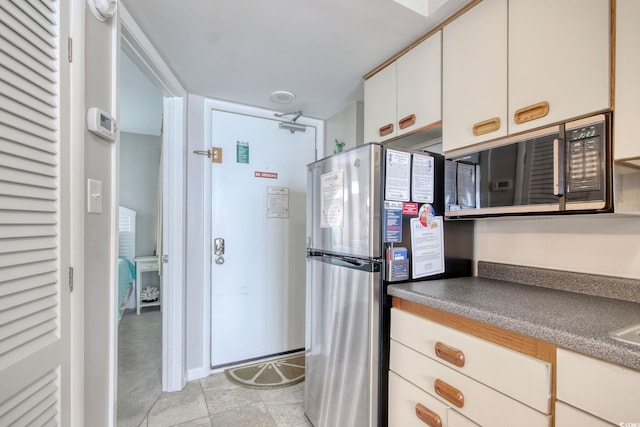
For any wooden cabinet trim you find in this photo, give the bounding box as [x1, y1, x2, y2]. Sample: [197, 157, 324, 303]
[392, 297, 556, 363]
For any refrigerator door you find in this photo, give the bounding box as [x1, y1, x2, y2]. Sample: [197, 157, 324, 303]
[307, 143, 383, 258]
[305, 253, 381, 427]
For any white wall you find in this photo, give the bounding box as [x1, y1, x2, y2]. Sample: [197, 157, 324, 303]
[119, 132, 161, 257]
[83, 7, 116, 425]
[324, 101, 364, 155]
[475, 215, 640, 279]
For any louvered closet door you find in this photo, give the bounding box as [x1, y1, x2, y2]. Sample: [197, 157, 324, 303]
[0, 0, 70, 425]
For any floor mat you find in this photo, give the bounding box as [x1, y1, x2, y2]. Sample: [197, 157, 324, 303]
[224, 353, 305, 389]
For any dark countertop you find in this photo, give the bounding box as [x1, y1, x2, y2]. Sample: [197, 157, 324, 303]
[387, 274, 640, 371]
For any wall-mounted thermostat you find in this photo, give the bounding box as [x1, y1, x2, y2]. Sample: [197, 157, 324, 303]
[87, 107, 117, 142]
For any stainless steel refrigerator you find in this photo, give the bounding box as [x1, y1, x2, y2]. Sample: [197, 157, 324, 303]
[304, 143, 473, 427]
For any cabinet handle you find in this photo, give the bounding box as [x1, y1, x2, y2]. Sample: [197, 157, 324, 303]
[514, 101, 549, 124]
[415, 403, 442, 427]
[398, 114, 416, 130]
[434, 341, 465, 367]
[472, 117, 501, 136]
[379, 123, 394, 137]
[434, 379, 464, 408]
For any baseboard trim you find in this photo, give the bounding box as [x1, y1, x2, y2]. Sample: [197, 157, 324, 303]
[186, 366, 211, 382]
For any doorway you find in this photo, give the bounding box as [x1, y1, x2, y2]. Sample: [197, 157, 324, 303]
[116, 46, 163, 427]
[209, 110, 316, 367]
[113, 5, 187, 425]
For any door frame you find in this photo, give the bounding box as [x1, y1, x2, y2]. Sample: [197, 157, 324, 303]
[201, 99, 324, 370]
[116, 4, 187, 397]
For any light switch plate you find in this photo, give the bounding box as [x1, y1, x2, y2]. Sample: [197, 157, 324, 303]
[87, 178, 102, 214]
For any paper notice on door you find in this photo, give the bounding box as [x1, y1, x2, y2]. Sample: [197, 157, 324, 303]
[410, 216, 444, 278]
[385, 149, 411, 201]
[320, 170, 344, 228]
[412, 154, 435, 203]
[267, 186, 289, 218]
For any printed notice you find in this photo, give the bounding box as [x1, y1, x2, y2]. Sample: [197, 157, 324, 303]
[236, 141, 249, 164]
[410, 216, 444, 278]
[320, 170, 344, 228]
[457, 163, 476, 208]
[385, 149, 411, 201]
[412, 154, 434, 203]
[267, 187, 289, 218]
[383, 201, 403, 243]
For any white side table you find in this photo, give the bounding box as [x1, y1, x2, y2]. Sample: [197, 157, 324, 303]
[135, 256, 160, 315]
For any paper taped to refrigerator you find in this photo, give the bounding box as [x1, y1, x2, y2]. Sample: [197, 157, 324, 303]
[410, 216, 444, 278]
[411, 154, 435, 203]
[320, 170, 344, 228]
[385, 149, 411, 201]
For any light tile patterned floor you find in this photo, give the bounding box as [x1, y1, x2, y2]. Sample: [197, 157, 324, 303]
[138, 372, 312, 427]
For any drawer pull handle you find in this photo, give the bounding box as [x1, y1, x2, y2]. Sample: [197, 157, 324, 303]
[398, 114, 416, 130]
[379, 123, 394, 137]
[472, 117, 501, 136]
[514, 101, 549, 124]
[435, 341, 465, 367]
[415, 403, 442, 427]
[434, 379, 464, 408]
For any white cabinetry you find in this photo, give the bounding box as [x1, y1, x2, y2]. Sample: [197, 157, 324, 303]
[614, 0, 640, 165]
[364, 63, 396, 143]
[135, 256, 160, 315]
[556, 348, 640, 426]
[389, 306, 552, 427]
[508, 0, 610, 134]
[442, 0, 610, 152]
[365, 32, 442, 143]
[443, 0, 508, 151]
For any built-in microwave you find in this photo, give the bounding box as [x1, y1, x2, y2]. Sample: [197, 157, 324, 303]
[445, 113, 612, 218]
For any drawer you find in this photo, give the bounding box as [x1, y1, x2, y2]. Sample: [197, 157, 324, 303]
[391, 308, 551, 413]
[557, 348, 640, 424]
[447, 410, 479, 427]
[390, 340, 551, 427]
[389, 371, 449, 427]
[555, 401, 615, 427]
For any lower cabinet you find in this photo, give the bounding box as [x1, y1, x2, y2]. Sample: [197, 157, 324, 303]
[389, 305, 552, 427]
[555, 401, 615, 427]
[556, 348, 640, 426]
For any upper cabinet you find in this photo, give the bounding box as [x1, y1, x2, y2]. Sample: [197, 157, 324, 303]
[614, 0, 640, 165]
[443, 0, 508, 152]
[443, 0, 611, 152]
[364, 31, 442, 144]
[508, 0, 610, 134]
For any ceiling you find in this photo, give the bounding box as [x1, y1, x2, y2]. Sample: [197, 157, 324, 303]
[119, 0, 470, 120]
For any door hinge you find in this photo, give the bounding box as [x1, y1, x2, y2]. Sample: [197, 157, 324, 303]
[68, 266, 74, 292]
[68, 37, 72, 63]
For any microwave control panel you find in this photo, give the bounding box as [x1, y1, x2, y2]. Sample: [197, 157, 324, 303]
[566, 121, 604, 193]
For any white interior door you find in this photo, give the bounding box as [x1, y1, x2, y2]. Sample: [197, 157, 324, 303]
[210, 110, 316, 367]
[0, 0, 70, 423]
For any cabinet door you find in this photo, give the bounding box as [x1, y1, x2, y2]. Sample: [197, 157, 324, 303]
[614, 0, 640, 163]
[508, 0, 610, 133]
[442, 0, 508, 152]
[364, 63, 397, 143]
[556, 348, 640, 424]
[397, 31, 442, 137]
[555, 402, 615, 427]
